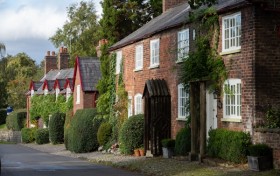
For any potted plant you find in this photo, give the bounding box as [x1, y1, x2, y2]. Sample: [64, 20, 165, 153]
[247, 143, 273, 171]
[161, 138, 175, 158]
[134, 148, 140, 157]
[139, 146, 145, 156]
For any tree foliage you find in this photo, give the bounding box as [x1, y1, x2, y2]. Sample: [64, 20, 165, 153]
[49, 0, 100, 66]
[0, 42, 6, 58]
[188, 0, 218, 9]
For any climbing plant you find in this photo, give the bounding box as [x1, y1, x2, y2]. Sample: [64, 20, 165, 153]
[180, 7, 227, 113]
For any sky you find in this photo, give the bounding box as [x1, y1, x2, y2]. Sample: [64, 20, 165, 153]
[0, 0, 102, 64]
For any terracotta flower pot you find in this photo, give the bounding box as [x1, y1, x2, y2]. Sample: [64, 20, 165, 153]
[139, 149, 145, 156]
[134, 149, 140, 157]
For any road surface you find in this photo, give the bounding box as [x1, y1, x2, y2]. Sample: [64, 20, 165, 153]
[0, 144, 142, 176]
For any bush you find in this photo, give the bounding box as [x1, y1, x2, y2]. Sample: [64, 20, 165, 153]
[49, 112, 65, 144]
[0, 109, 7, 125]
[161, 139, 175, 148]
[119, 114, 144, 155]
[67, 108, 99, 153]
[6, 110, 27, 131]
[64, 110, 73, 150]
[207, 129, 251, 163]
[97, 122, 112, 146]
[248, 143, 272, 157]
[21, 127, 36, 143]
[175, 127, 191, 156]
[35, 128, 49, 145]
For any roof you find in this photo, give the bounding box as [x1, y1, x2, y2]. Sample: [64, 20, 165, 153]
[74, 57, 101, 92]
[143, 79, 170, 97]
[54, 79, 66, 90]
[29, 81, 43, 91]
[40, 68, 74, 81]
[109, 0, 248, 51]
[42, 80, 55, 91]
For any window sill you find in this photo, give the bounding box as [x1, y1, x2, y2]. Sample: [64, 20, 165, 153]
[133, 68, 143, 72]
[221, 118, 242, 123]
[176, 60, 184, 64]
[176, 118, 188, 121]
[76, 102, 80, 105]
[220, 48, 241, 56]
[149, 65, 159, 69]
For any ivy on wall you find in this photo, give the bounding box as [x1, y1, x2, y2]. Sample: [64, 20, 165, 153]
[30, 94, 73, 126]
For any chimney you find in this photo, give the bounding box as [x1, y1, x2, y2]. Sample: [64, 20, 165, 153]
[58, 46, 69, 70]
[45, 51, 57, 74]
[163, 0, 187, 12]
[96, 39, 108, 57]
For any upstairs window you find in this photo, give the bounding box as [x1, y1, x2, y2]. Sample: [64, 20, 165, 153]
[223, 79, 242, 119]
[150, 39, 159, 67]
[76, 85, 80, 104]
[177, 29, 189, 62]
[134, 93, 143, 115]
[135, 44, 143, 70]
[116, 51, 122, 74]
[128, 96, 133, 118]
[222, 12, 241, 52]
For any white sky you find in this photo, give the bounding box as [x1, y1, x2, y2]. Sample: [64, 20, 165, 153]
[0, 0, 102, 64]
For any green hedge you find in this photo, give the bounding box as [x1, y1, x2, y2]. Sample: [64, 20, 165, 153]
[97, 122, 112, 146]
[49, 112, 65, 144]
[6, 110, 27, 131]
[175, 127, 191, 156]
[35, 128, 49, 145]
[66, 108, 99, 153]
[119, 114, 144, 155]
[207, 129, 251, 163]
[0, 109, 7, 125]
[21, 127, 36, 143]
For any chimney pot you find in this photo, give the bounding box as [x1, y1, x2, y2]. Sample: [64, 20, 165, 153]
[60, 47, 64, 53]
[47, 51, 50, 56]
[51, 51, 55, 56]
[63, 48, 68, 53]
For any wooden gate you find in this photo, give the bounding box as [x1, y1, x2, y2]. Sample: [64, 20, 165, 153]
[143, 79, 171, 156]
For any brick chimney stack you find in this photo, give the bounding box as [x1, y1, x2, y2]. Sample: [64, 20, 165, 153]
[58, 46, 69, 70]
[45, 51, 57, 74]
[96, 39, 108, 57]
[163, 0, 187, 12]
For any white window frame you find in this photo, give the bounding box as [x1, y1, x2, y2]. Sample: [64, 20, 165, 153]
[55, 88, 60, 100]
[222, 12, 241, 52]
[76, 85, 80, 104]
[150, 39, 159, 68]
[116, 50, 122, 74]
[178, 84, 189, 119]
[66, 87, 71, 101]
[193, 29, 196, 41]
[177, 29, 189, 62]
[135, 44, 143, 70]
[223, 79, 241, 119]
[31, 89, 35, 97]
[134, 93, 143, 115]
[128, 96, 133, 118]
[44, 89, 48, 95]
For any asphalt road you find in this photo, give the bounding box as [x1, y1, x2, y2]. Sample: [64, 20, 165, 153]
[0, 144, 142, 176]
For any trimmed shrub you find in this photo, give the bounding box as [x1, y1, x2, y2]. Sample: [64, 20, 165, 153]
[6, 109, 27, 131]
[21, 127, 36, 143]
[119, 114, 144, 155]
[175, 127, 191, 156]
[97, 122, 112, 146]
[207, 129, 251, 163]
[35, 128, 49, 145]
[0, 109, 7, 125]
[161, 139, 175, 148]
[248, 143, 272, 157]
[67, 108, 99, 153]
[64, 110, 73, 150]
[49, 112, 65, 144]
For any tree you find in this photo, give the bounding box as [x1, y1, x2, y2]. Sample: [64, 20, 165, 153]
[0, 42, 6, 58]
[49, 1, 100, 66]
[5, 53, 38, 108]
[188, 0, 217, 9]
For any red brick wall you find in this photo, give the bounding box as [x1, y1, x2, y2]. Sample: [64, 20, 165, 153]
[217, 6, 256, 133]
[116, 25, 195, 138]
[254, 5, 280, 123]
[73, 66, 84, 114]
[253, 130, 280, 169]
[163, 0, 187, 12]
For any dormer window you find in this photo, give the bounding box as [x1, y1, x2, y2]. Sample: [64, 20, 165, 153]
[44, 89, 48, 95]
[66, 87, 71, 101]
[31, 89, 35, 97]
[55, 88, 60, 100]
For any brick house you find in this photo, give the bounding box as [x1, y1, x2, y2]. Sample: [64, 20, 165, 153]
[26, 47, 74, 127]
[109, 0, 280, 162]
[72, 57, 101, 114]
